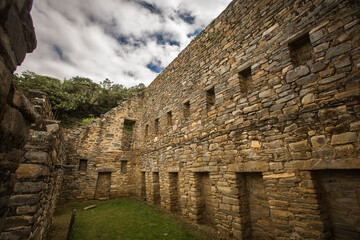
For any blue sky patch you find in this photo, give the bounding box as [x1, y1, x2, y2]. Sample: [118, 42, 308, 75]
[177, 10, 195, 24]
[187, 28, 203, 38]
[146, 59, 164, 73]
[53, 45, 65, 61]
[153, 33, 180, 46]
[136, 1, 162, 15]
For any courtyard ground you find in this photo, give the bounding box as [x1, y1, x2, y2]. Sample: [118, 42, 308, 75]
[47, 198, 220, 240]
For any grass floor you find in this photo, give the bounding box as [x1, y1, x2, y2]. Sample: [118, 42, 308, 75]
[48, 198, 220, 240]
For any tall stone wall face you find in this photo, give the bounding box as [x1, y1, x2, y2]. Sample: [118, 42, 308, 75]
[65, 0, 360, 239]
[0, 0, 37, 234]
[63, 95, 144, 201]
[1, 92, 65, 240]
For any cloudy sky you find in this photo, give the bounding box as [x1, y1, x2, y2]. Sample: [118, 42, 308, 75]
[16, 0, 232, 87]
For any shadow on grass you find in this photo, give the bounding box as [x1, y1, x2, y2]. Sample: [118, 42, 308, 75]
[48, 198, 222, 240]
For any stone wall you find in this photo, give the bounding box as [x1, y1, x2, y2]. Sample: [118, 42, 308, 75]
[63, 95, 144, 201]
[0, 0, 37, 234]
[65, 0, 360, 239]
[1, 91, 65, 240]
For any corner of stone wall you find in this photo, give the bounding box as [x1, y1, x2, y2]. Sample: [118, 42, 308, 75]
[0, 0, 38, 234]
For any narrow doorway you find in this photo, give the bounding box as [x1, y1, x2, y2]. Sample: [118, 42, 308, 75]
[94, 172, 111, 199]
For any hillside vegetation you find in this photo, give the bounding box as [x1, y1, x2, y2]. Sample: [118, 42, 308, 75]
[14, 71, 145, 126]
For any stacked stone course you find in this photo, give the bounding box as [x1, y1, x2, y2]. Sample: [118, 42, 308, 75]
[65, 0, 360, 239]
[2, 91, 65, 240]
[0, 0, 38, 234]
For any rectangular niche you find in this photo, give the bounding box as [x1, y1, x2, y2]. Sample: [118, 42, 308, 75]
[145, 124, 149, 137]
[289, 33, 315, 66]
[153, 172, 161, 205]
[183, 101, 190, 119]
[79, 159, 88, 173]
[239, 67, 253, 93]
[195, 172, 214, 225]
[313, 169, 360, 240]
[169, 172, 180, 212]
[206, 87, 215, 111]
[154, 118, 159, 134]
[121, 160, 127, 174]
[141, 172, 146, 201]
[236, 172, 271, 240]
[167, 111, 173, 126]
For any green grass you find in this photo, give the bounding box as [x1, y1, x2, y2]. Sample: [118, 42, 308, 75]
[77, 117, 96, 126]
[49, 199, 218, 240]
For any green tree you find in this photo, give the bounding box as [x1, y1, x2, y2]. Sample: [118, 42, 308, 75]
[13, 72, 146, 126]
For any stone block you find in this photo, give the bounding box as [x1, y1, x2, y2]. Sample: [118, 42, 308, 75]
[243, 103, 262, 114]
[326, 42, 352, 59]
[12, 88, 39, 122]
[270, 209, 294, 219]
[16, 164, 49, 179]
[283, 106, 298, 115]
[319, 73, 346, 85]
[29, 131, 52, 143]
[263, 172, 295, 179]
[0, 26, 18, 71]
[0, 107, 29, 151]
[335, 89, 360, 99]
[4, 216, 33, 229]
[14, 182, 43, 193]
[16, 205, 38, 215]
[296, 74, 317, 85]
[309, 30, 323, 43]
[24, 150, 49, 164]
[302, 93, 315, 105]
[0, 149, 24, 172]
[9, 194, 39, 207]
[313, 42, 329, 53]
[269, 162, 283, 170]
[350, 121, 360, 131]
[250, 141, 260, 148]
[335, 144, 354, 157]
[20, 12, 37, 52]
[0, 226, 31, 239]
[311, 135, 327, 149]
[259, 89, 272, 98]
[263, 140, 283, 149]
[0, 58, 12, 99]
[331, 132, 357, 145]
[291, 151, 311, 160]
[311, 61, 326, 73]
[286, 65, 309, 83]
[4, 6, 27, 64]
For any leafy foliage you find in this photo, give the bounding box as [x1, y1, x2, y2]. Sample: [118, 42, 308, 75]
[14, 71, 145, 126]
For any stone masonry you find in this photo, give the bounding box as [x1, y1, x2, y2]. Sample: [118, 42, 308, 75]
[0, 0, 38, 235]
[1, 91, 65, 240]
[64, 0, 360, 239]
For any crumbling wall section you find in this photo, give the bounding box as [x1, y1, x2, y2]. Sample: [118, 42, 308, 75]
[1, 91, 65, 240]
[0, 0, 37, 234]
[63, 95, 144, 201]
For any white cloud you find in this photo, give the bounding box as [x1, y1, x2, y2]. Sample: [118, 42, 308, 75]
[16, 0, 232, 87]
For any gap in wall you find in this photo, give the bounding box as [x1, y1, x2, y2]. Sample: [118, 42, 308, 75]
[169, 172, 180, 212]
[153, 172, 161, 205]
[196, 172, 214, 225]
[312, 169, 360, 240]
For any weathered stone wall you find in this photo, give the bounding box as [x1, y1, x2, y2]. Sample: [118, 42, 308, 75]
[65, 0, 360, 239]
[1, 91, 65, 240]
[63, 95, 144, 201]
[0, 0, 37, 234]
